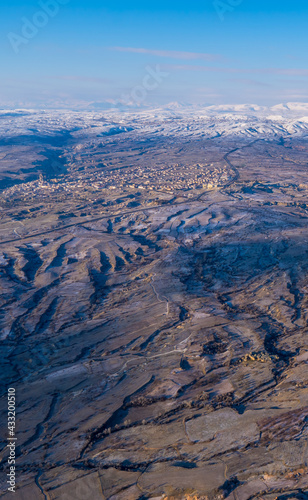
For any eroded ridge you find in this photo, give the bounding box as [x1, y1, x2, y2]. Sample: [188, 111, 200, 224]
[0, 109, 307, 499]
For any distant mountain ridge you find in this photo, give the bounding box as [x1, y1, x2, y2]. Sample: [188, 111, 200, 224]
[1, 103, 308, 140]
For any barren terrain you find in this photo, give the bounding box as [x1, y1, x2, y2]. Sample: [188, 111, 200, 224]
[0, 106, 307, 499]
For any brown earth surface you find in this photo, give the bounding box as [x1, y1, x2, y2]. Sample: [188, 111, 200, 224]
[0, 127, 307, 499]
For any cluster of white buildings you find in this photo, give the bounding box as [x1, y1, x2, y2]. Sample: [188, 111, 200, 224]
[1, 162, 232, 203]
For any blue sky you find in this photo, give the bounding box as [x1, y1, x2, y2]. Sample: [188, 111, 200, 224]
[1, 0, 308, 108]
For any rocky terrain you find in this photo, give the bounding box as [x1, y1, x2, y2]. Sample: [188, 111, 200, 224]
[0, 106, 307, 499]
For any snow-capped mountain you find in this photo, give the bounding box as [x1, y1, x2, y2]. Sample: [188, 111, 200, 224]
[0, 103, 308, 140]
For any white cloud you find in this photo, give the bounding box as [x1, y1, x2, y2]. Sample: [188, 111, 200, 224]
[110, 47, 224, 62]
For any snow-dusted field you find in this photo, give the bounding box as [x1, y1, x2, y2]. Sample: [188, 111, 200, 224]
[1, 106, 308, 499]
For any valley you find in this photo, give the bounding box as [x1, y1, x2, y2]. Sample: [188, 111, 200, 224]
[0, 106, 307, 499]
